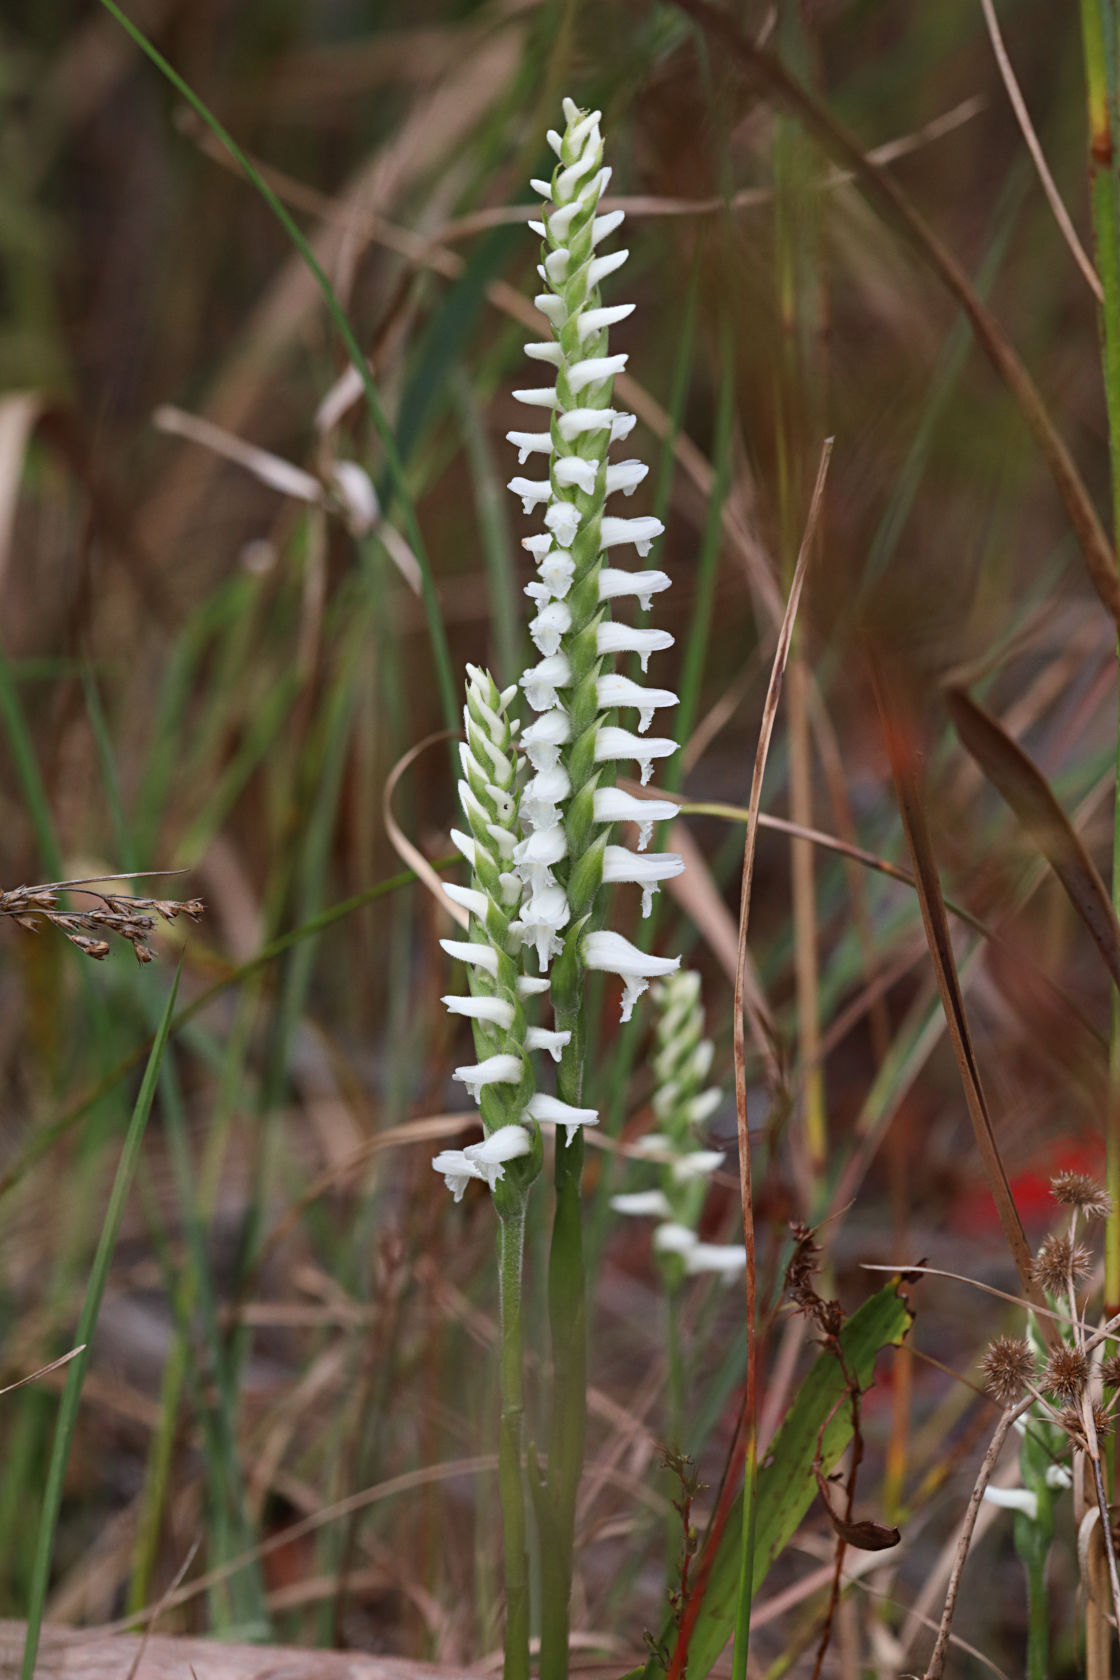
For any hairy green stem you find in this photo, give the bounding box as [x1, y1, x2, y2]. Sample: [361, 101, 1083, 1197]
[539, 1020, 588, 1680]
[498, 1202, 531, 1680]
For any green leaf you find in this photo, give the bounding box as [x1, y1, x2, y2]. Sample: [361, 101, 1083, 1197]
[655, 1283, 913, 1680]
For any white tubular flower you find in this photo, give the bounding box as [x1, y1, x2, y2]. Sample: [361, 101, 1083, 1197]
[505, 97, 682, 1018]
[593, 786, 679, 850]
[442, 994, 514, 1029]
[610, 1189, 673, 1218]
[598, 567, 671, 609]
[685, 1244, 748, 1278]
[526, 1026, 571, 1061]
[525, 1091, 599, 1146]
[596, 622, 674, 672]
[582, 930, 680, 1022]
[601, 846, 684, 916]
[452, 1053, 524, 1105]
[462, 1124, 534, 1190]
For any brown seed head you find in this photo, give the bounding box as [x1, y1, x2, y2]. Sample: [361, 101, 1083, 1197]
[1051, 1171, 1112, 1220]
[1102, 1353, 1120, 1391]
[1043, 1345, 1089, 1401]
[1031, 1233, 1093, 1295]
[1058, 1402, 1112, 1450]
[982, 1335, 1035, 1404]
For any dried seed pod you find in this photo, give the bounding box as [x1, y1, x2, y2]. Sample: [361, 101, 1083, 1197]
[982, 1335, 1036, 1404]
[1101, 1353, 1120, 1391]
[1032, 1232, 1093, 1295]
[1042, 1345, 1089, 1401]
[1050, 1170, 1112, 1220]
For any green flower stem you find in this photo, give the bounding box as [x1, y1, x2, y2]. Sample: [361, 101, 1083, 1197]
[1014, 1507, 1050, 1680]
[498, 1199, 531, 1680]
[540, 1020, 588, 1680]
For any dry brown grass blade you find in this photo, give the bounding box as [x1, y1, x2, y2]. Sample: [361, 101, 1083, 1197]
[945, 684, 1120, 990]
[874, 670, 1054, 1343]
[383, 730, 466, 929]
[978, 0, 1101, 300]
[671, 0, 1120, 631]
[0, 1347, 85, 1400]
[663, 817, 784, 1092]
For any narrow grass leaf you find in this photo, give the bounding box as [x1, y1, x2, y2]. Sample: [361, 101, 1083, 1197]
[21, 966, 181, 1680]
[945, 684, 1120, 990]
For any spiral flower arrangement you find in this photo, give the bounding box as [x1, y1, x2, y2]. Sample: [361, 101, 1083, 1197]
[509, 96, 683, 1027]
[431, 99, 686, 1680]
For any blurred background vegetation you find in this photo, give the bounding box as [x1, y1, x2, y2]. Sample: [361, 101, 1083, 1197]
[0, 1, 1116, 1673]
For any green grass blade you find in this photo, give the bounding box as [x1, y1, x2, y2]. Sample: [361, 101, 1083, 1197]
[20, 966, 182, 1680]
[651, 1283, 913, 1680]
[95, 0, 459, 737]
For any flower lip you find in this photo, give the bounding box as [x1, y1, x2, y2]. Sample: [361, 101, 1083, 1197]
[432, 1149, 487, 1203]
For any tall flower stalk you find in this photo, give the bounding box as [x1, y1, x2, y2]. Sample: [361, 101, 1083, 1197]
[437, 98, 684, 1680]
[508, 98, 683, 1679]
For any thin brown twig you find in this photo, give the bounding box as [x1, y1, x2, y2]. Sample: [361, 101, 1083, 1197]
[978, 0, 1102, 300]
[923, 1395, 1035, 1679]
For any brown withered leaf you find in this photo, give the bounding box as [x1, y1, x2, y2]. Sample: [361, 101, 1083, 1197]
[827, 1515, 902, 1552]
[945, 685, 1120, 992]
